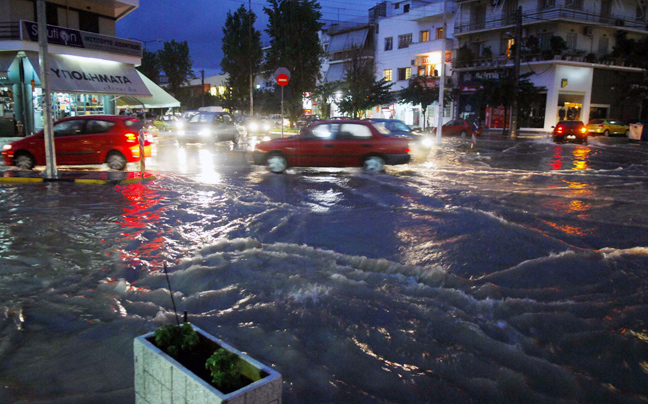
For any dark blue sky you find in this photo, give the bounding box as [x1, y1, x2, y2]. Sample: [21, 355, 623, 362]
[116, 0, 379, 77]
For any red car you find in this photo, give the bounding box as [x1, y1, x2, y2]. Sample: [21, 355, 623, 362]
[432, 119, 483, 137]
[2, 115, 153, 171]
[251, 120, 411, 173]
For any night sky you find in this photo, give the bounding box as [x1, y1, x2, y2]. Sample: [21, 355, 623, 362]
[116, 0, 379, 77]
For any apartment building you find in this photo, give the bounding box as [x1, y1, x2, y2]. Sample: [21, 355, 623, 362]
[373, 0, 456, 128]
[453, 0, 646, 132]
[0, 0, 177, 136]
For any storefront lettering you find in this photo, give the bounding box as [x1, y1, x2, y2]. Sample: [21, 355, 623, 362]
[29, 23, 80, 46]
[50, 68, 133, 84]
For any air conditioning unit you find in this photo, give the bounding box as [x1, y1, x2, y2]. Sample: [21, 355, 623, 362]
[583, 26, 594, 36]
[411, 59, 416, 66]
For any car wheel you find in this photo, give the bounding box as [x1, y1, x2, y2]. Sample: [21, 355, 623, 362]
[363, 155, 385, 173]
[232, 132, 240, 146]
[603, 129, 610, 137]
[460, 130, 468, 137]
[14, 152, 35, 170]
[106, 151, 127, 171]
[266, 152, 287, 173]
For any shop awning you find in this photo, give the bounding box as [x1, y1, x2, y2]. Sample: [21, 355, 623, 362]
[324, 63, 346, 82]
[117, 71, 180, 109]
[29, 53, 151, 97]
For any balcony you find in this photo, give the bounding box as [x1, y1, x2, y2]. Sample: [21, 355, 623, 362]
[454, 52, 639, 69]
[455, 6, 647, 35]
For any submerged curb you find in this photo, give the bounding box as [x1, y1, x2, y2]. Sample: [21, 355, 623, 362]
[0, 171, 157, 185]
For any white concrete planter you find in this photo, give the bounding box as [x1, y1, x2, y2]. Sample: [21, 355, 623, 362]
[134, 325, 282, 404]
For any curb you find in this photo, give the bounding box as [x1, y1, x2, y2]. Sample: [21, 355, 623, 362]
[0, 171, 157, 185]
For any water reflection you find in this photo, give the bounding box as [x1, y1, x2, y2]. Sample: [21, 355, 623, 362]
[176, 145, 223, 184]
[550, 145, 592, 171]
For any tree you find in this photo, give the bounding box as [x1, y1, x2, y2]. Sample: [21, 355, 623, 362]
[137, 49, 161, 84]
[221, 5, 263, 113]
[158, 40, 195, 98]
[264, 0, 324, 125]
[398, 76, 451, 130]
[335, 47, 394, 119]
[311, 81, 342, 119]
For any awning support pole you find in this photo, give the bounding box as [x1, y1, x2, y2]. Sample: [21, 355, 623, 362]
[37, 0, 57, 179]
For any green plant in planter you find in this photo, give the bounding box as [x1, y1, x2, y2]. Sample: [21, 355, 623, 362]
[153, 322, 199, 358]
[206, 348, 245, 391]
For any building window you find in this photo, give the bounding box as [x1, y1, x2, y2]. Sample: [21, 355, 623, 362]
[436, 27, 444, 40]
[565, 0, 583, 9]
[79, 10, 100, 33]
[538, 33, 552, 51]
[598, 36, 609, 54]
[395, 2, 400, 9]
[397, 67, 411, 81]
[384, 69, 393, 81]
[539, 0, 556, 9]
[404, 4, 410, 12]
[566, 33, 577, 50]
[385, 37, 393, 51]
[398, 33, 412, 49]
[420, 30, 430, 42]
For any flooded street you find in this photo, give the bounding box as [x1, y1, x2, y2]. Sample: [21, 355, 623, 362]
[1, 133, 647, 403]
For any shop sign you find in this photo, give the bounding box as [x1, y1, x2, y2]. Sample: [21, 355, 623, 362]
[445, 51, 452, 63]
[421, 56, 429, 65]
[21, 21, 142, 57]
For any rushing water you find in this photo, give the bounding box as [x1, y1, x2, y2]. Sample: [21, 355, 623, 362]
[0, 135, 647, 404]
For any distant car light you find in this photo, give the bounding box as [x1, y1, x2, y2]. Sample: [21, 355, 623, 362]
[263, 136, 271, 141]
[249, 123, 259, 131]
[176, 122, 184, 129]
[263, 124, 270, 131]
[421, 137, 433, 147]
[199, 129, 211, 137]
[177, 130, 185, 137]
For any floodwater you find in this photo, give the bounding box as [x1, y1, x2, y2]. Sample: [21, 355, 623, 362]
[0, 134, 647, 404]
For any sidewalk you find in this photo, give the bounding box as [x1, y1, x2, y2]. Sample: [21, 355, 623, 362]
[0, 168, 156, 184]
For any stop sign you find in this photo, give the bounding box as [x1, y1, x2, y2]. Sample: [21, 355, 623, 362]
[276, 73, 289, 87]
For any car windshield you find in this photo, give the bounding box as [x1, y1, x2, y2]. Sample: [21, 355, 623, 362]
[189, 113, 218, 123]
[182, 111, 199, 120]
[389, 121, 411, 132]
[370, 122, 394, 136]
[588, 119, 604, 124]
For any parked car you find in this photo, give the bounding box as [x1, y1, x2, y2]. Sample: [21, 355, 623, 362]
[154, 115, 178, 131]
[251, 120, 411, 173]
[297, 114, 320, 129]
[586, 118, 629, 137]
[176, 111, 239, 145]
[432, 119, 483, 137]
[1, 115, 152, 171]
[269, 114, 289, 127]
[365, 118, 432, 160]
[552, 120, 588, 144]
[238, 116, 271, 136]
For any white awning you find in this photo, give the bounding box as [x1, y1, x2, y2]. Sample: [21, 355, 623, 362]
[117, 71, 180, 109]
[31, 53, 152, 97]
[327, 28, 369, 53]
[324, 63, 346, 82]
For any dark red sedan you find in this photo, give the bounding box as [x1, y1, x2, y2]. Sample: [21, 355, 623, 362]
[251, 120, 411, 173]
[432, 119, 483, 137]
[2, 115, 153, 171]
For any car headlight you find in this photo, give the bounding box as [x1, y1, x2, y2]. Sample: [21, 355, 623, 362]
[263, 124, 270, 131]
[421, 137, 433, 147]
[177, 130, 185, 137]
[249, 123, 258, 131]
[199, 129, 211, 137]
[263, 136, 271, 141]
[176, 122, 184, 129]
[2, 144, 11, 151]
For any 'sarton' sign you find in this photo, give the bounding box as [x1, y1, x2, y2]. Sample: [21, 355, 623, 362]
[21, 21, 142, 57]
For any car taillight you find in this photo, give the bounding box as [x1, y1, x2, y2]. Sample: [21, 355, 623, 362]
[125, 133, 137, 143]
[599, 125, 604, 128]
[581, 127, 587, 133]
[557, 126, 564, 134]
[130, 145, 140, 158]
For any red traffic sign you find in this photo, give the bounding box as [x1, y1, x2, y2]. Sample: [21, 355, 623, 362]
[276, 74, 289, 87]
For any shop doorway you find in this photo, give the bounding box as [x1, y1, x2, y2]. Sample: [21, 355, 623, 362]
[557, 93, 584, 122]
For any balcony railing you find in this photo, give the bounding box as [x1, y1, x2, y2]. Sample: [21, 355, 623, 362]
[455, 6, 647, 34]
[454, 52, 638, 69]
[0, 23, 20, 40]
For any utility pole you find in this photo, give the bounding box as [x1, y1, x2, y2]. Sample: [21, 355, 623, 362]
[201, 69, 205, 107]
[37, 0, 57, 179]
[249, 0, 254, 116]
[435, 0, 447, 144]
[510, 5, 522, 139]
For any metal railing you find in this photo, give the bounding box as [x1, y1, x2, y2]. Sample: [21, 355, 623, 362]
[0, 22, 20, 40]
[455, 6, 647, 34]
